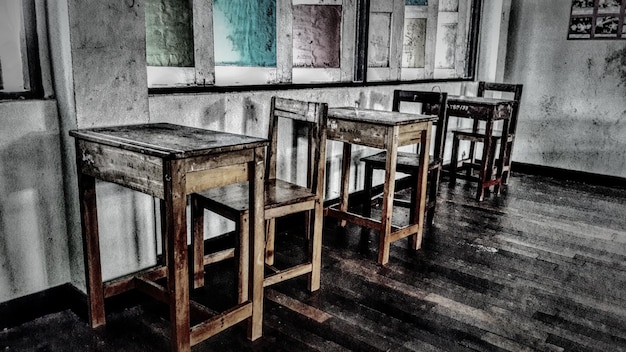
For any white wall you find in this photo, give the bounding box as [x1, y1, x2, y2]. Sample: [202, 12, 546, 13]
[0, 100, 70, 302]
[505, 0, 626, 177]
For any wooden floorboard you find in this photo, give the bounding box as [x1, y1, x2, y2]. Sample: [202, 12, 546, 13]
[2, 173, 626, 351]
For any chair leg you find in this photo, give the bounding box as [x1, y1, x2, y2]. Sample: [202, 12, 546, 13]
[191, 196, 205, 289]
[426, 165, 441, 227]
[238, 213, 249, 303]
[490, 137, 502, 196]
[363, 162, 374, 217]
[308, 203, 323, 292]
[409, 173, 419, 224]
[450, 134, 460, 185]
[265, 219, 275, 266]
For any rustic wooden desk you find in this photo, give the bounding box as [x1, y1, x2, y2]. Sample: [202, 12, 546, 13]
[70, 123, 268, 352]
[324, 107, 437, 265]
[446, 96, 515, 200]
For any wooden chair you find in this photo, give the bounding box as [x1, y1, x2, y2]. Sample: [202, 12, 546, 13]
[360, 90, 448, 227]
[190, 97, 328, 295]
[449, 82, 523, 194]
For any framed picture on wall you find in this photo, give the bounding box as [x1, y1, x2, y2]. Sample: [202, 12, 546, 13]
[568, 0, 626, 40]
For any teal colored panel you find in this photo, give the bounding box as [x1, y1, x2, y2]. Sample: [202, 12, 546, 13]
[214, 0, 276, 67]
[145, 0, 194, 67]
[406, 0, 428, 5]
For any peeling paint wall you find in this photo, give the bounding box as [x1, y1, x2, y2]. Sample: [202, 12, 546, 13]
[505, 0, 626, 177]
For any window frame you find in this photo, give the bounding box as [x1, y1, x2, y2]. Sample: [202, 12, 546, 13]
[147, 0, 482, 93]
[0, 0, 43, 100]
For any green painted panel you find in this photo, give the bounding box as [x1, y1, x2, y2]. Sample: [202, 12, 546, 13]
[406, 0, 428, 6]
[145, 0, 194, 67]
[214, 0, 276, 67]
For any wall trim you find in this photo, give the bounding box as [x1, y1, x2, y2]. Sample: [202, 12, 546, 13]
[512, 162, 626, 190]
[0, 283, 150, 330]
[0, 284, 83, 330]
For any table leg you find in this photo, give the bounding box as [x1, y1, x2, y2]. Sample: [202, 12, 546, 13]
[164, 159, 191, 352]
[478, 119, 495, 201]
[378, 126, 399, 265]
[411, 124, 431, 250]
[78, 172, 105, 328]
[362, 162, 374, 218]
[338, 143, 352, 227]
[249, 147, 265, 340]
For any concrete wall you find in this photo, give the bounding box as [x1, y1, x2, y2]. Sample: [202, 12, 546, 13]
[0, 100, 70, 302]
[505, 0, 626, 177]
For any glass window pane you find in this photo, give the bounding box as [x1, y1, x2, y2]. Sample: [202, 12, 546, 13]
[213, 0, 276, 67]
[368, 13, 391, 68]
[293, 5, 341, 68]
[406, 0, 428, 5]
[435, 22, 457, 69]
[145, 0, 194, 67]
[439, 0, 459, 12]
[0, 0, 27, 92]
[402, 18, 426, 68]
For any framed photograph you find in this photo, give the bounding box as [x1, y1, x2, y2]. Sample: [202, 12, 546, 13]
[568, 0, 626, 39]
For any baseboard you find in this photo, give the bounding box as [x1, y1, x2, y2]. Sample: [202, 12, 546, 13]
[0, 283, 85, 330]
[0, 282, 154, 330]
[512, 162, 626, 189]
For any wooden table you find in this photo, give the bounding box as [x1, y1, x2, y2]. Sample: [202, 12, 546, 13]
[445, 96, 515, 201]
[324, 107, 437, 265]
[70, 123, 268, 352]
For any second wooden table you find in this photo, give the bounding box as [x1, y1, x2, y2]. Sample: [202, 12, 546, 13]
[324, 107, 437, 265]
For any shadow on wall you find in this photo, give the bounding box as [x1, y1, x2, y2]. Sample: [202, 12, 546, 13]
[0, 132, 69, 302]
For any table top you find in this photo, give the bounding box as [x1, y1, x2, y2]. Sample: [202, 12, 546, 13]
[328, 107, 438, 126]
[70, 123, 268, 159]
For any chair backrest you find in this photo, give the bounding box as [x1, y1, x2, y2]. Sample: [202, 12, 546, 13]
[477, 82, 523, 134]
[392, 90, 448, 163]
[267, 96, 328, 196]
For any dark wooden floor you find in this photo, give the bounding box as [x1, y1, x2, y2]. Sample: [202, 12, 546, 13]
[3, 173, 626, 351]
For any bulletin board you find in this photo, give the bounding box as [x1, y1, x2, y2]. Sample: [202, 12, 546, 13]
[568, 0, 626, 39]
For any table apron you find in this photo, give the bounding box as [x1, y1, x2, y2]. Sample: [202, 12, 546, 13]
[77, 140, 165, 199]
[327, 119, 388, 148]
[447, 103, 512, 121]
[77, 140, 257, 200]
[327, 119, 430, 148]
[398, 121, 431, 146]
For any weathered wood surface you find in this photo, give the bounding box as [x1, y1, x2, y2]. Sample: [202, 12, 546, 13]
[328, 107, 437, 126]
[70, 123, 267, 159]
[71, 123, 269, 351]
[8, 173, 626, 351]
[446, 96, 513, 121]
[327, 107, 434, 264]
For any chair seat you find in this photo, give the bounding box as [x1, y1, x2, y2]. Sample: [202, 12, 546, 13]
[195, 179, 317, 214]
[360, 151, 440, 171]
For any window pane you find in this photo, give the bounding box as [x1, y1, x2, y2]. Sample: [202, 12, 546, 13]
[293, 5, 341, 68]
[0, 0, 27, 92]
[406, 0, 428, 5]
[368, 13, 391, 68]
[435, 22, 457, 69]
[402, 18, 426, 68]
[213, 0, 276, 67]
[145, 0, 194, 67]
[439, 0, 459, 12]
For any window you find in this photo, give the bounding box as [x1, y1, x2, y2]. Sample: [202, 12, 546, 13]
[0, 0, 42, 98]
[145, 0, 479, 88]
[365, 0, 476, 82]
